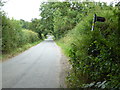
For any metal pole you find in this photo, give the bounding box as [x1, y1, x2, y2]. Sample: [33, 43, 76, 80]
[91, 14, 96, 31]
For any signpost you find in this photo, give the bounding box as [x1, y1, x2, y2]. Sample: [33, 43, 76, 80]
[91, 14, 105, 31]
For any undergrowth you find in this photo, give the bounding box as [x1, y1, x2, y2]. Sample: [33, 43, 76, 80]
[57, 7, 120, 89]
[1, 40, 42, 62]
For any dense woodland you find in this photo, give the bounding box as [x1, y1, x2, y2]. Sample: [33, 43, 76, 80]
[1, 0, 120, 88]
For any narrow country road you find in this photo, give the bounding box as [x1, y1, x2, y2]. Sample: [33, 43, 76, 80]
[2, 38, 62, 88]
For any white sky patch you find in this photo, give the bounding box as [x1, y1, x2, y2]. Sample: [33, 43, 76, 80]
[2, 0, 118, 22]
[2, 0, 44, 21]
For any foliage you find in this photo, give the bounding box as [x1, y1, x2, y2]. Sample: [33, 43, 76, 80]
[1, 0, 120, 88]
[0, 0, 4, 54]
[19, 19, 30, 29]
[2, 15, 39, 53]
[21, 29, 39, 44]
[39, 1, 120, 88]
[1, 0, 41, 56]
[39, 2, 88, 39]
[39, 2, 55, 37]
[58, 2, 120, 89]
[2, 40, 41, 61]
[29, 18, 43, 39]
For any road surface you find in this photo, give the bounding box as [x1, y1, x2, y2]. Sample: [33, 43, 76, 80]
[2, 38, 62, 88]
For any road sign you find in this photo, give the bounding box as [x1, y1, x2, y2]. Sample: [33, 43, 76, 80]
[91, 14, 105, 31]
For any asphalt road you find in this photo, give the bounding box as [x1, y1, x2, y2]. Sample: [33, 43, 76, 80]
[2, 38, 62, 88]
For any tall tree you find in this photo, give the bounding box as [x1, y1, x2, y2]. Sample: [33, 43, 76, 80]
[19, 19, 30, 29]
[29, 18, 43, 39]
[40, 2, 55, 36]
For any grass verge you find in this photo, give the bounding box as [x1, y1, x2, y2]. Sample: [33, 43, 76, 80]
[1, 40, 42, 62]
[56, 40, 72, 88]
[56, 40, 70, 57]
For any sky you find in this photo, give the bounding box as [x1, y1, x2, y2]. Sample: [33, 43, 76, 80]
[2, 0, 118, 22]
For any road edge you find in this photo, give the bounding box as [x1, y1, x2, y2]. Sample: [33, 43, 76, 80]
[57, 45, 71, 88]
